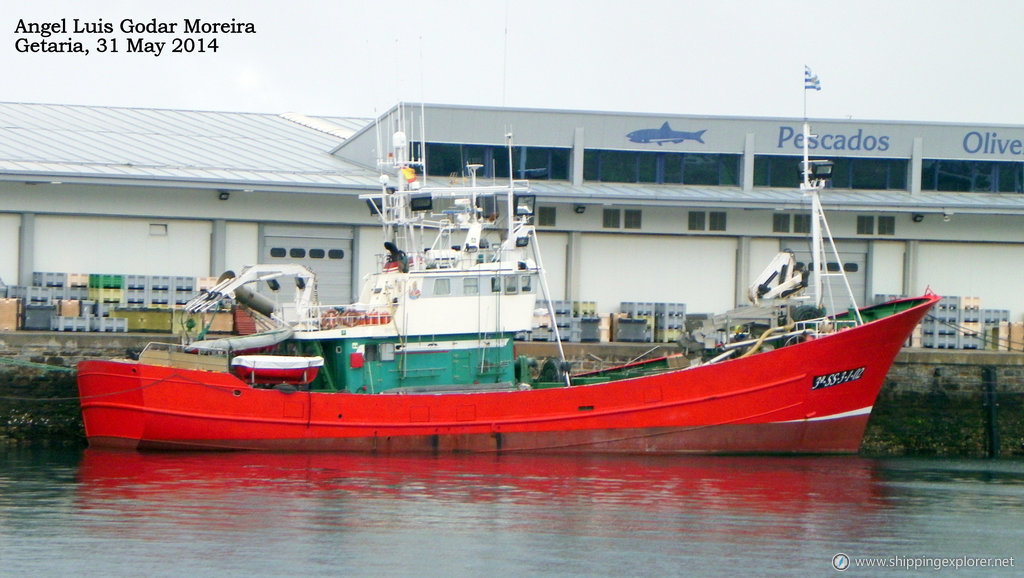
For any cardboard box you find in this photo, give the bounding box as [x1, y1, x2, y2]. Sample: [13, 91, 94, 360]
[1009, 322, 1024, 352]
[0, 298, 22, 331]
[57, 299, 81, 317]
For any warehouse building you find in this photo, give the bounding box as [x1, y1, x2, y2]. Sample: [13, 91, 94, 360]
[2, 102, 1024, 319]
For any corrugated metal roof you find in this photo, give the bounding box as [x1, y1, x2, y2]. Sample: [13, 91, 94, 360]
[0, 102, 380, 190]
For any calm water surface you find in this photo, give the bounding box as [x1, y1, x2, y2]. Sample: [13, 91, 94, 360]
[1, 448, 1022, 576]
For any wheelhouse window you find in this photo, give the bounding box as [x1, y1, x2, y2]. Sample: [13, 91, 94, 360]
[504, 276, 518, 294]
[520, 275, 533, 293]
[433, 278, 451, 296]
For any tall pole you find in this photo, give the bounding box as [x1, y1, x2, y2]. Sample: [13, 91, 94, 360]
[803, 121, 823, 309]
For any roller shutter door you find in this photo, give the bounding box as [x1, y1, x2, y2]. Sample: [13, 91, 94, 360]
[261, 226, 353, 305]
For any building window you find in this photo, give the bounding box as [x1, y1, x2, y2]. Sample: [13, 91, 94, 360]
[309, 249, 325, 259]
[491, 277, 501, 292]
[856, 215, 874, 235]
[464, 277, 479, 295]
[504, 276, 518, 294]
[597, 151, 638, 182]
[584, 150, 740, 185]
[270, 248, 286, 258]
[328, 249, 344, 259]
[753, 156, 802, 189]
[878, 215, 896, 235]
[425, 143, 570, 181]
[755, 155, 909, 190]
[921, 159, 1024, 193]
[793, 214, 811, 233]
[709, 212, 727, 231]
[289, 248, 306, 258]
[537, 206, 556, 227]
[624, 209, 642, 229]
[149, 223, 168, 236]
[603, 208, 621, 228]
[772, 213, 790, 233]
[688, 211, 705, 231]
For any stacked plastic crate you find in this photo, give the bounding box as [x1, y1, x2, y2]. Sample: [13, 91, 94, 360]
[982, 308, 1011, 351]
[920, 295, 959, 349]
[572, 300, 601, 343]
[552, 300, 574, 342]
[17, 272, 62, 330]
[618, 302, 656, 342]
[85, 275, 127, 331]
[959, 297, 983, 350]
[654, 302, 687, 343]
[3, 271, 216, 333]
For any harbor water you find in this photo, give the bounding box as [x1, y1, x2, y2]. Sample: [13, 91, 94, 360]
[1, 448, 1021, 576]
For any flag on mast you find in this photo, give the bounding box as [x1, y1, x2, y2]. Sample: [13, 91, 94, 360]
[804, 66, 822, 91]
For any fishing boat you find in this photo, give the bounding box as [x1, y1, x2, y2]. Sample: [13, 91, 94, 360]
[76, 121, 938, 453]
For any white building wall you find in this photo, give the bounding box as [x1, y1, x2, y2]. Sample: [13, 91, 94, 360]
[578, 234, 737, 315]
[0, 214, 19, 286]
[34, 216, 212, 276]
[870, 241, 906, 298]
[535, 232, 567, 303]
[917, 242, 1024, 316]
[225, 222, 259, 274]
[356, 225, 385, 293]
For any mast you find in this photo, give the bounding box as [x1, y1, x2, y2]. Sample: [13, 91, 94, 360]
[802, 121, 823, 308]
[799, 122, 863, 324]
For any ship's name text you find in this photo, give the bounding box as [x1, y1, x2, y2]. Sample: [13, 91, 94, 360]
[812, 367, 866, 390]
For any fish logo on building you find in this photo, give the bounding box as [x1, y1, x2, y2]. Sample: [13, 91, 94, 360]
[626, 122, 707, 145]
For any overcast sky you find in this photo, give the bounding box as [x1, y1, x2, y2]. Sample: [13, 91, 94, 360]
[4, 0, 1023, 125]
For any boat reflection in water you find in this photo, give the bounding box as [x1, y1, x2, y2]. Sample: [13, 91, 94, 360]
[76, 450, 883, 544]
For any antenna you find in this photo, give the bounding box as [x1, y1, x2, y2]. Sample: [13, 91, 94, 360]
[502, 0, 510, 106]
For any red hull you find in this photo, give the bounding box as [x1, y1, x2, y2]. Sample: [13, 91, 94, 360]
[77, 296, 937, 454]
